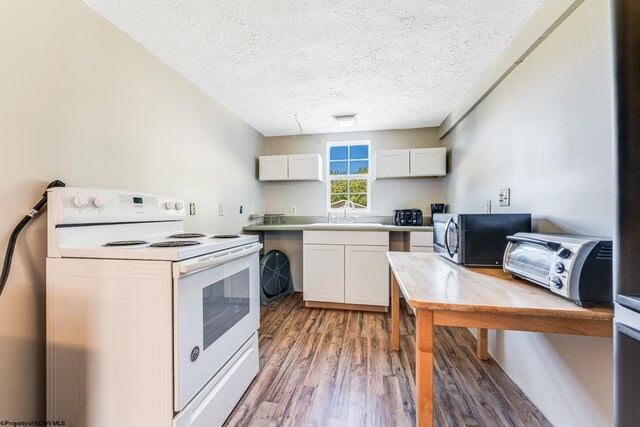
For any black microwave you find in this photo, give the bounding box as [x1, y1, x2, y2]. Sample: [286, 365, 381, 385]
[433, 213, 531, 266]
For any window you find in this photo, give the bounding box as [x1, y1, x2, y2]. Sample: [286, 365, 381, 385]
[327, 141, 371, 212]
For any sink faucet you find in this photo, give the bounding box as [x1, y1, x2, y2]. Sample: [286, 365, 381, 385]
[343, 200, 356, 223]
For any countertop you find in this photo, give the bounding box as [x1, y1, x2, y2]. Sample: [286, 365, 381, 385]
[387, 252, 613, 320]
[243, 224, 434, 232]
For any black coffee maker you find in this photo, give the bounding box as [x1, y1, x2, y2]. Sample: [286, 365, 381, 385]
[430, 203, 446, 225]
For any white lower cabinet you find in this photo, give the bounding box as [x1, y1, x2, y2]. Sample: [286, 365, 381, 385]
[345, 245, 389, 305]
[303, 244, 345, 303]
[303, 231, 389, 307]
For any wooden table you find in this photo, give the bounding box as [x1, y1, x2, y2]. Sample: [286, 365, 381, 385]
[387, 252, 613, 427]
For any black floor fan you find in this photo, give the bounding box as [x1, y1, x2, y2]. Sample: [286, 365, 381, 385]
[259, 250, 293, 305]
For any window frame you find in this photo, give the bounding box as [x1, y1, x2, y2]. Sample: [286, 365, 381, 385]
[326, 140, 372, 214]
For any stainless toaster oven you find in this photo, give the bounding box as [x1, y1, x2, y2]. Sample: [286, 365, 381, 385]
[503, 232, 612, 307]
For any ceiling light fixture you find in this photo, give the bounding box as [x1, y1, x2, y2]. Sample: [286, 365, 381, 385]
[333, 114, 358, 127]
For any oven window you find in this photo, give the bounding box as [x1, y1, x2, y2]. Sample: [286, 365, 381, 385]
[506, 242, 553, 278]
[202, 268, 250, 350]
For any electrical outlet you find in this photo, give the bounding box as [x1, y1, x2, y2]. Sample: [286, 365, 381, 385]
[239, 205, 243, 214]
[499, 188, 511, 207]
[485, 200, 492, 214]
[189, 203, 196, 216]
[218, 202, 224, 216]
[290, 205, 297, 215]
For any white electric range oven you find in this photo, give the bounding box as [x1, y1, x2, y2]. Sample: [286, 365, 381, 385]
[46, 187, 261, 427]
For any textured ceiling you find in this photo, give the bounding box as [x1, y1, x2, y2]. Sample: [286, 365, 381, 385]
[82, 0, 543, 136]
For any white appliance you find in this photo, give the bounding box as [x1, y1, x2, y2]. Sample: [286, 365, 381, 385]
[46, 187, 261, 427]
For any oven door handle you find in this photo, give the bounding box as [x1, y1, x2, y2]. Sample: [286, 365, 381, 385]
[175, 243, 263, 277]
[506, 236, 561, 252]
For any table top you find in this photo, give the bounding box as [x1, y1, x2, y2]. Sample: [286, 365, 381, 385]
[387, 252, 613, 320]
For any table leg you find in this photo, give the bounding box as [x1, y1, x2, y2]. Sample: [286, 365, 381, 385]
[476, 328, 488, 360]
[416, 309, 434, 427]
[391, 274, 400, 351]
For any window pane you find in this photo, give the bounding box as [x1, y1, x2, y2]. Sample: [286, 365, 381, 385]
[330, 194, 348, 208]
[350, 145, 369, 160]
[330, 146, 348, 160]
[349, 194, 368, 208]
[330, 161, 348, 175]
[349, 160, 369, 174]
[349, 179, 367, 193]
[330, 179, 348, 193]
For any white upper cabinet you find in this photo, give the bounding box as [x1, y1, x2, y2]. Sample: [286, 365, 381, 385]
[259, 154, 323, 181]
[288, 154, 323, 181]
[374, 149, 409, 178]
[410, 147, 446, 177]
[259, 155, 288, 181]
[374, 147, 446, 179]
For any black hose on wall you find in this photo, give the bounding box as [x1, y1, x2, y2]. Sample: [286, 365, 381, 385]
[0, 180, 65, 297]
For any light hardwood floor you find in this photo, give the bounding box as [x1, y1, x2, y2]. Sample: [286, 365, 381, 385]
[225, 293, 550, 427]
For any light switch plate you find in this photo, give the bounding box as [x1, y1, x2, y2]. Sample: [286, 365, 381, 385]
[218, 202, 224, 216]
[189, 203, 196, 216]
[499, 188, 511, 207]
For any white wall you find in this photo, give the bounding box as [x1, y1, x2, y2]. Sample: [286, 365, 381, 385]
[0, 0, 264, 419]
[442, 1, 614, 426]
[264, 128, 444, 216]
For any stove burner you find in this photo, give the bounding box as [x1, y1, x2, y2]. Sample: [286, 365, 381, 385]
[103, 240, 148, 247]
[212, 234, 241, 239]
[169, 233, 206, 239]
[149, 241, 201, 248]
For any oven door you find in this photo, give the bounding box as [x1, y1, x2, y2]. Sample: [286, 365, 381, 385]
[433, 214, 460, 263]
[503, 239, 553, 287]
[172, 242, 262, 411]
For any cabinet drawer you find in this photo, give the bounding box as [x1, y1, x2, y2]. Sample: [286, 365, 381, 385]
[410, 246, 434, 253]
[303, 231, 389, 246]
[410, 231, 433, 247]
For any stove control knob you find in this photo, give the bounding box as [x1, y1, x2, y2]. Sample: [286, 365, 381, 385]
[71, 195, 88, 209]
[175, 201, 185, 210]
[165, 201, 176, 210]
[554, 262, 565, 274]
[558, 248, 572, 259]
[551, 277, 564, 289]
[92, 196, 106, 208]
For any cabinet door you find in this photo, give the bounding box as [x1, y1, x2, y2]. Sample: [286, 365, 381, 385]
[410, 147, 446, 177]
[303, 244, 344, 303]
[345, 245, 389, 306]
[259, 155, 288, 181]
[375, 149, 410, 179]
[288, 154, 323, 181]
